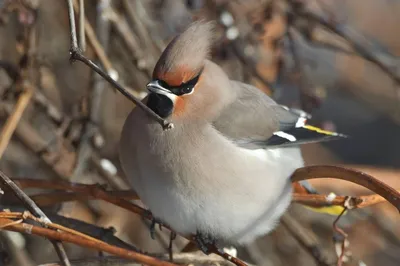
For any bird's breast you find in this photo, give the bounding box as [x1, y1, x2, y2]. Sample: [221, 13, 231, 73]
[120, 111, 303, 240]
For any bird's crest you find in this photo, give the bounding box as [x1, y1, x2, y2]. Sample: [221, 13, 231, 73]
[153, 20, 215, 86]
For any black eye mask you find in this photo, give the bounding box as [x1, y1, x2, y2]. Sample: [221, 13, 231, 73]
[146, 69, 203, 118]
[157, 69, 203, 96]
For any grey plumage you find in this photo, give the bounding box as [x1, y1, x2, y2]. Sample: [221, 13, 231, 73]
[153, 20, 215, 82]
[212, 80, 301, 147]
[119, 21, 343, 246]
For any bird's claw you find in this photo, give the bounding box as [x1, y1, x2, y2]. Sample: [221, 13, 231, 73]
[149, 216, 164, 240]
[194, 232, 218, 255]
[168, 231, 177, 261]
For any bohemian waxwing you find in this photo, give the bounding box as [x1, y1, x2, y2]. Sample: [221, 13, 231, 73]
[119, 21, 345, 250]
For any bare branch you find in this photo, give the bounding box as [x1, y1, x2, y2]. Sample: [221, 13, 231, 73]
[291, 165, 400, 212]
[0, 83, 33, 159]
[4, 176, 249, 266]
[38, 252, 242, 266]
[288, 1, 400, 86]
[107, 8, 153, 77]
[66, 0, 78, 51]
[64, 0, 173, 130]
[7, 177, 395, 210]
[292, 191, 397, 209]
[0, 171, 71, 266]
[72, 0, 112, 73]
[332, 208, 348, 266]
[0, 217, 178, 266]
[281, 213, 333, 266]
[78, 0, 86, 51]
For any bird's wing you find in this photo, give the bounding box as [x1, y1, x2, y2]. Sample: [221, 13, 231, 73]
[212, 81, 346, 149]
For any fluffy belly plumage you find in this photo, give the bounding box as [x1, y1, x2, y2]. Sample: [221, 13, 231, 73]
[133, 144, 301, 244]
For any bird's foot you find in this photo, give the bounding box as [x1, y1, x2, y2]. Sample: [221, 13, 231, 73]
[194, 232, 219, 255]
[168, 231, 177, 261]
[147, 214, 165, 240]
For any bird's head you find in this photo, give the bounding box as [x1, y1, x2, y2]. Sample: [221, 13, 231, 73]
[146, 20, 229, 121]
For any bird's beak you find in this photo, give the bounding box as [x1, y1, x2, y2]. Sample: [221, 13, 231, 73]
[146, 80, 176, 118]
[147, 80, 172, 95]
[146, 80, 177, 103]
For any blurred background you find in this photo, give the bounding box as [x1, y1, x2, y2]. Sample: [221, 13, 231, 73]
[0, 0, 399, 265]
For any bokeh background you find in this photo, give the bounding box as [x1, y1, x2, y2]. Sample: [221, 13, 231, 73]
[0, 0, 399, 265]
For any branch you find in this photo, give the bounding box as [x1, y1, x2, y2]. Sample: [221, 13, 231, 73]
[38, 253, 241, 266]
[10, 178, 136, 195]
[64, 0, 173, 130]
[292, 191, 395, 209]
[332, 208, 349, 266]
[66, 0, 78, 49]
[0, 217, 178, 266]
[230, 40, 275, 91]
[107, 7, 153, 77]
[78, 0, 86, 51]
[281, 213, 333, 266]
[0, 82, 33, 159]
[291, 165, 400, 212]
[288, 2, 400, 86]
[26, 191, 136, 208]
[0, 208, 141, 252]
[0, 171, 71, 266]
[4, 177, 248, 266]
[0, 211, 108, 245]
[6, 178, 394, 210]
[4, 167, 394, 266]
[72, 0, 112, 73]
[46, 212, 140, 252]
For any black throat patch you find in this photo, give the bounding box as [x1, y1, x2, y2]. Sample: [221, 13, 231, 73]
[146, 93, 173, 118]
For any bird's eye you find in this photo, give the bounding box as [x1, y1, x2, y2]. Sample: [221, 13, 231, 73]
[181, 86, 194, 95]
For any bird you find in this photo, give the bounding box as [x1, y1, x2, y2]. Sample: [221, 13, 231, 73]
[119, 20, 346, 251]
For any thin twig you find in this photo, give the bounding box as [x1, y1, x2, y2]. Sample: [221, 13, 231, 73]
[0, 103, 73, 178]
[0, 172, 50, 222]
[9, 178, 136, 195]
[288, 2, 400, 86]
[66, 0, 78, 50]
[70, 49, 173, 129]
[122, 0, 162, 54]
[5, 177, 248, 266]
[292, 192, 391, 209]
[286, 27, 317, 112]
[0, 171, 71, 266]
[38, 252, 243, 266]
[0, 217, 178, 266]
[72, 0, 112, 73]
[25, 191, 136, 207]
[332, 208, 348, 266]
[78, 0, 86, 51]
[91, 0, 111, 125]
[0, 84, 33, 159]
[291, 165, 400, 212]
[46, 212, 140, 252]
[65, 0, 173, 130]
[6, 178, 395, 210]
[17, 169, 396, 266]
[0, 211, 122, 247]
[5, 188, 392, 212]
[230, 41, 275, 90]
[281, 213, 333, 266]
[107, 8, 153, 77]
[91, 154, 130, 190]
